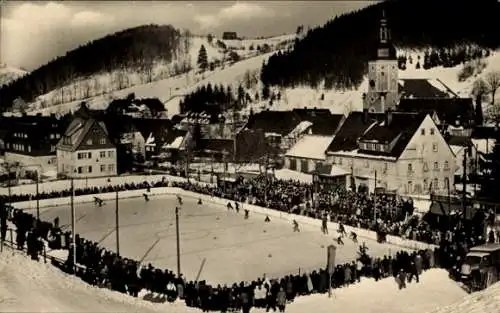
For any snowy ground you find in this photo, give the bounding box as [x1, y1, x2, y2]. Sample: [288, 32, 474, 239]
[25, 194, 404, 284]
[1, 247, 476, 313]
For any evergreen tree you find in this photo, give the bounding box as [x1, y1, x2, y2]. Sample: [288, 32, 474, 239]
[237, 84, 245, 108]
[475, 99, 484, 126]
[197, 44, 208, 70]
[262, 84, 270, 100]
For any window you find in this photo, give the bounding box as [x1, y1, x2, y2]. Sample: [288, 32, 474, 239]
[50, 134, 54, 139]
[423, 179, 428, 191]
[56, 134, 61, 139]
[77, 153, 84, 159]
[100, 165, 106, 172]
[107, 164, 115, 172]
[433, 178, 439, 190]
[86, 139, 93, 145]
[432, 143, 438, 152]
[421, 129, 425, 135]
[108, 151, 114, 158]
[88, 166, 92, 173]
[408, 163, 413, 173]
[100, 151, 106, 158]
[78, 166, 83, 174]
[434, 162, 439, 171]
[27, 145, 31, 153]
[444, 161, 449, 171]
[444, 177, 450, 189]
[430, 128, 435, 135]
[87, 152, 92, 159]
[50, 145, 55, 152]
[408, 181, 413, 194]
[378, 144, 384, 152]
[301, 160, 309, 173]
[383, 162, 388, 174]
[289, 159, 297, 170]
[99, 138, 106, 144]
[368, 143, 374, 150]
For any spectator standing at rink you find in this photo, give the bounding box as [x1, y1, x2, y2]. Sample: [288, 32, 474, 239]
[276, 287, 287, 312]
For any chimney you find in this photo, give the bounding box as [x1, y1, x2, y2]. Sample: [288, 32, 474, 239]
[385, 108, 393, 126]
[363, 108, 369, 124]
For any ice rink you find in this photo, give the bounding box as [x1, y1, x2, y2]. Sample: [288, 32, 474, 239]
[30, 194, 406, 284]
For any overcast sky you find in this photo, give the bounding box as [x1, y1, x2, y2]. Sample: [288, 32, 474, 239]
[1, 1, 376, 71]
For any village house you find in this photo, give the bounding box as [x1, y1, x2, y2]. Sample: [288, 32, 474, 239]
[284, 135, 334, 173]
[446, 135, 478, 181]
[326, 110, 455, 195]
[1, 113, 66, 176]
[56, 109, 117, 178]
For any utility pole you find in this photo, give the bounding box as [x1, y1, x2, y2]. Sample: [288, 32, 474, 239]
[447, 177, 452, 231]
[70, 177, 76, 273]
[175, 206, 181, 277]
[462, 146, 468, 219]
[373, 170, 377, 223]
[36, 171, 40, 221]
[115, 189, 120, 256]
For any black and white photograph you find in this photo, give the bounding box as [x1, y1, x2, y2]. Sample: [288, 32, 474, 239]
[0, 0, 500, 312]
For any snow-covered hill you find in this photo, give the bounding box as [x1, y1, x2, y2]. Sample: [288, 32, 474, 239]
[0, 64, 27, 86]
[1, 247, 481, 313]
[24, 34, 294, 116]
[260, 49, 500, 115]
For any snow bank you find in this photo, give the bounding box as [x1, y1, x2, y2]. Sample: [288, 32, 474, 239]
[276, 269, 466, 313]
[0, 249, 196, 313]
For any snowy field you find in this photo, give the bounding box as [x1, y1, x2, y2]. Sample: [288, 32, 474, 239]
[1, 248, 480, 313]
[27, 194, 404, 284]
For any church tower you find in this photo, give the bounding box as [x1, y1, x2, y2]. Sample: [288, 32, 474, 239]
[363, 10, 398, 113]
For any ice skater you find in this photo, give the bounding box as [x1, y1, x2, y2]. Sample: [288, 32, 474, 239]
[338, 222, 347, 237]
[265, 215, 271, 222]
[94, 197, 104, 207]
[177, 195, 183, 205]
[143, 193, 150, 202]
[244, 209, 249, 219]
[350, 231, 358, 243]
[197, 198, 202, 205]
[235, 202, 240, 213]
[336, 236, 344, 245]
[293, 219, 300, 232]
[321, 215, 328, 235]
[227, 202, 233, 210]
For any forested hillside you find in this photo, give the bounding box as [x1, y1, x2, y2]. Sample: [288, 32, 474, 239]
[0, 24, 185, 111]
[261, 0, 500, 90]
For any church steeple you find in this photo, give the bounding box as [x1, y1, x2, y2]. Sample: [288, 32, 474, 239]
[379, 10, 389, 44]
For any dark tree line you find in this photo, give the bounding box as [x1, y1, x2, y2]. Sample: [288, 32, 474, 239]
[0, 24, 182, 111]
[261, 0, 500, 90]
[179, 84, 236, 121]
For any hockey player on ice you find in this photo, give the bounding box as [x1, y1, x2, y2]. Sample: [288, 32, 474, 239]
[293, 220, 300, 232]
[336, 236, 344, 245]
[94, 197, 104, 207]
[143, 193, 150, 202]
[265, 215, 271, 222]
[244, 209, 249, 219]
[350, 231, 358, 243]
[235, 202, 240, 213]
[198, 198, 202, 205]
[321, 215, 328, 234]
[177, 195, 183, 205]
[338, 222, 347, 237]
[227, 202, 233, 210]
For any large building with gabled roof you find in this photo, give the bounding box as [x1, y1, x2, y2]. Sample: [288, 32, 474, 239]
[56, 105, 117, 178]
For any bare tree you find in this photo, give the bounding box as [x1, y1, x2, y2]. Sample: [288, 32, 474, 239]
[485, 70, 500, 106]
[472, 78, 489, 102]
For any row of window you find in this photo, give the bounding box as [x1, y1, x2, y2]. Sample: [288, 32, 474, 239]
[408, 161, 450, 173]
[7, 143, 56, 153]
[76, 164, 115, 174]
[77, 150, 114, 160]
[13, 132, 28, 138]
[421, 128, 436, 136]
[85, 138, 107, 145]
[407, 177, 451, 193]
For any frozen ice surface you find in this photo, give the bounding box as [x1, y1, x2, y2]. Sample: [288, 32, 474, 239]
[32, 194, 408, 284]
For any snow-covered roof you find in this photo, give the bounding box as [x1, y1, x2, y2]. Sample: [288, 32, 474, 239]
[274, 168, 313, 184]
[331, 149, 397, 161]
[472, 138, 496, 154]
[285, 135, 333, 160]
[287, 121, 313, 138]
[163, 136, 184, 149]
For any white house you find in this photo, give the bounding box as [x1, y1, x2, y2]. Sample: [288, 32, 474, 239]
[56, 115, 117, 178]
[326, 111, 456, 195]
[284, 135, 333, 173]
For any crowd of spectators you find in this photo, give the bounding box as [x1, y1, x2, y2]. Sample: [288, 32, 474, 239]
[0, 174, 494, 311]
